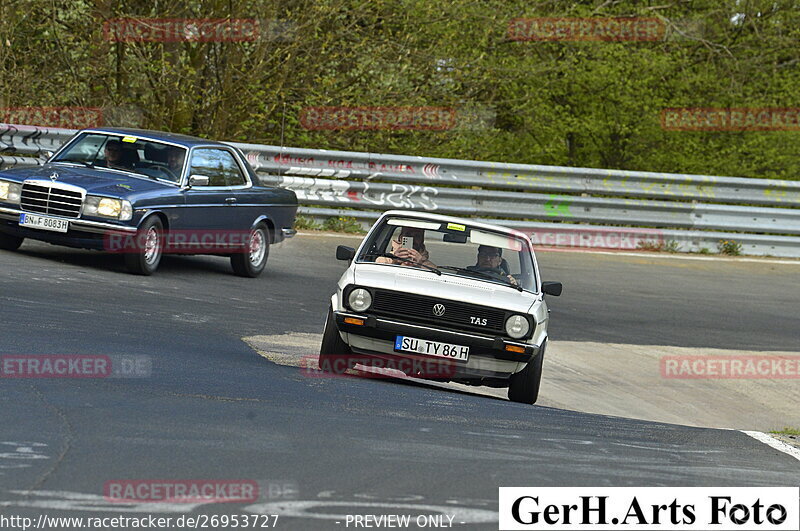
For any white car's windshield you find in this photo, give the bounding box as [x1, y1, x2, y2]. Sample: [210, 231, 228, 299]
[53, 132, 187, 183]
[357, 217, 538, 291]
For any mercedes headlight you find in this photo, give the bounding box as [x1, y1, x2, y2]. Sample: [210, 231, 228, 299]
[0, 180, 22, 204]
[505, 314, 530, 339]
[348, 288, 372, 312]
[83, 196, 133, 221]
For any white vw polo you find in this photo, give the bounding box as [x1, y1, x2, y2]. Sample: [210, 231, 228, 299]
[320, 210, 562, 404]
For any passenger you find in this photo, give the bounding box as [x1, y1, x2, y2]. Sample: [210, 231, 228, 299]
[376, 226, 436, 268]
[468, 245, 517, 285]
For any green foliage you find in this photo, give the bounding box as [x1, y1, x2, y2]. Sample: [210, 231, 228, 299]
[717, 239, 743, 255]
[2, 1, 800, 179]
[770, 427, 800, 436]
[637, 239, 681, 253]
[293, 215, 321, 231]
[322, 216, 365, 233]
[293, 214, 365, 233]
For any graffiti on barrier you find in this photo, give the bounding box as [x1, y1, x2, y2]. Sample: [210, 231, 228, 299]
[544, 196, 571, 217]
[358, 182, 438, 210]
[278, 177, 438, 210]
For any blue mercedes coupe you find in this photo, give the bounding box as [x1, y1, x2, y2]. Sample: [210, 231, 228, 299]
[0, 128, 297, 276]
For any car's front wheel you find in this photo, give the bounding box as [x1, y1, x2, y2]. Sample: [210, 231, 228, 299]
[0, 232, 23, 251]
[507, 341, 546, 404]
[318, 307, 353, 374]
[124, 216, 164, 275]
[231, 223, 269, 278]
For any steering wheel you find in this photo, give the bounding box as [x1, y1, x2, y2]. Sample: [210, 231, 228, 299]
[471, 266, 507, 279]
[147, 164, 179, 182]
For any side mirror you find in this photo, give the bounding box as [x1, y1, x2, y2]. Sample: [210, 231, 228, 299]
[541, 281, 562, 296]
[336, 245, 356, 261]
[187, 175, 210, 188]
[42, 150, 54, 161]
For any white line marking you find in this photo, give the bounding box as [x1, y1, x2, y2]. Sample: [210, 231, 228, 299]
[742, 431, 800, 462]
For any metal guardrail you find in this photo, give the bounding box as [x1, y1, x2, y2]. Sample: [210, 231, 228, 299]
[1, 123, 799, 257]
[234, 142, 800, 208]
[260, 175, 800, 235]
[0, 155, 42, 169]
[0, 123, 76, 156]
[297, 207, 800, 258]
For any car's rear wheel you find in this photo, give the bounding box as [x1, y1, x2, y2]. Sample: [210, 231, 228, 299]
[231, 223, 269, 278]
[319, 307, 354, 374]
[507, 341, 546, 404]
[124, 216, 163, 276]
[0, 232, 23, 251]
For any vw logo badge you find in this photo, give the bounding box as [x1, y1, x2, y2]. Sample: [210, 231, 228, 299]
[49, 172, 59, 182]
[432, 303, 446, 317]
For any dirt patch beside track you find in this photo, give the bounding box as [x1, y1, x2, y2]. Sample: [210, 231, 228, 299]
[245, 333, 799, 432]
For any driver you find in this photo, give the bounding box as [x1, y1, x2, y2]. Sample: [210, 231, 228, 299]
[467, 245, 518, 285]
[376, 227, 436, 269]
[101, 140, 133, 171]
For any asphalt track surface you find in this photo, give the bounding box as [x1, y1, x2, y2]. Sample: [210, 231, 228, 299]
[1, 233, 798, 530]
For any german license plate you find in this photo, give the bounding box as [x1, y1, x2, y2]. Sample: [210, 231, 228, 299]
[19, 213, 69, 233]
[394, 336, 469, 362]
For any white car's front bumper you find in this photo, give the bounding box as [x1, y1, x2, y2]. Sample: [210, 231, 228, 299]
[334, 311, 542, 384]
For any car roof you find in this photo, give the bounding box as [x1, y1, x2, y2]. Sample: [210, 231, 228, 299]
[380, 210, 533, 244]
[81, 127, 226, 149]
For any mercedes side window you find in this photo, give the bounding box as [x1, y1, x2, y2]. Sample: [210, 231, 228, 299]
[188, 148, 246, 187]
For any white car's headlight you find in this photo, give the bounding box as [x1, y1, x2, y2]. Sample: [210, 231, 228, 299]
[83, 196, 133, 221]
[348, 288, 372, 312]
[505, 314, 530, 339]
[0, 180, 22, 204]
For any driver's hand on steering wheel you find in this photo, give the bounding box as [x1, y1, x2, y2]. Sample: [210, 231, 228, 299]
[477, 266, 518, 285]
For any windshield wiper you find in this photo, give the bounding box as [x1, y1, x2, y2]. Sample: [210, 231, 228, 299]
[363, 252, 441, 275]
[85, 163, 157, 180]
[133, 169, 159, 180]
[54, 158, 95, 169]
[438, 265, 523, 291]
